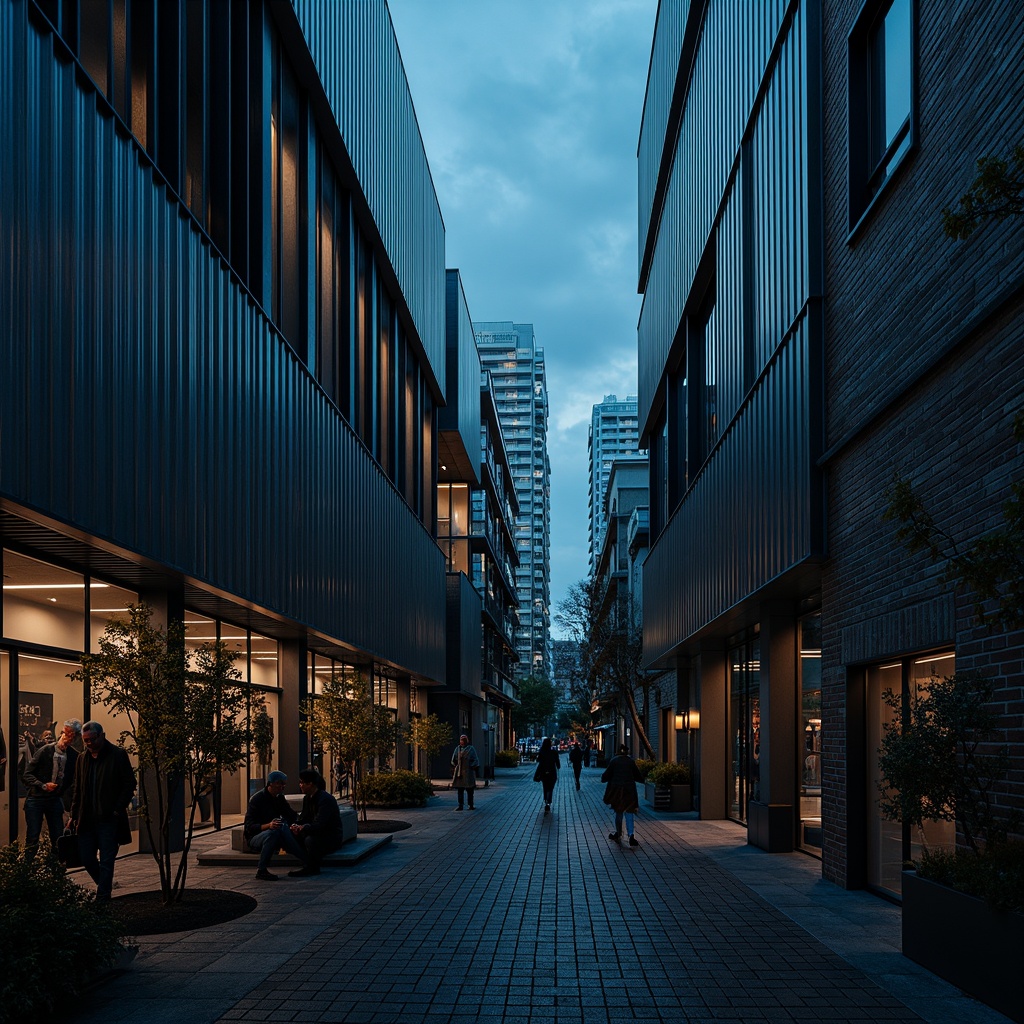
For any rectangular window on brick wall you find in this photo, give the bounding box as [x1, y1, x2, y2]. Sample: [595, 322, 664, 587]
[848, 0, 916, 233]
[865, 649, 955, 899]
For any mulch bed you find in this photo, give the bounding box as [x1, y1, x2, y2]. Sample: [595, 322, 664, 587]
[358, 819, 411, 833]
[112, 888, 257, 936]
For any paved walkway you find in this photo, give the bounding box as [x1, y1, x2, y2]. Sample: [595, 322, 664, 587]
[70, 766, 1009, 1024]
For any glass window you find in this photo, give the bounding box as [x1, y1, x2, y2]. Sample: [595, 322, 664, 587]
[1, 651, 11, 846]
[88, 582, 138, 651]
[3, 550, 86, 651]
[729, 637, 761, 823]
[866, 649, 956, 898]
[798, 613, 822, 856]
[850, 0, 915, 228]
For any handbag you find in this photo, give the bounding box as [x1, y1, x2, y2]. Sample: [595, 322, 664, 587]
[533, 765, 542, 783]
[57, 825, 81, 868]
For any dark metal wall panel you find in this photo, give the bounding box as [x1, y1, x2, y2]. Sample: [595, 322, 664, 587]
[643, 315, 815, 664]
[445, 571, 483, 695]
[0, 1, 446, 682]
[439, 270, 481, 482]
[637, 0, 790, 430]
[290, 0, 445, 396]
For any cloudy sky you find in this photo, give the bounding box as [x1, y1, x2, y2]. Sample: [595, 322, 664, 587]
[387, 0, 657, 636]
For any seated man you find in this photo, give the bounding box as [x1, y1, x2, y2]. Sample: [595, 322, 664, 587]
[243, 770, 308, 881]
[288, 769, 344, 877]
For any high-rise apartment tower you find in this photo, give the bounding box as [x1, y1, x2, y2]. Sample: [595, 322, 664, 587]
[473, 322, 551, 679]
[588, 395, 641, 575]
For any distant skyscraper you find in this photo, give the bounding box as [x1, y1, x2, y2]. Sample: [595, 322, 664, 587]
[588, 395, 641, 575]
[474, 322, 551, 679]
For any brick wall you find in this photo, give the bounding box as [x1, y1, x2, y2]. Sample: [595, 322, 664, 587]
[819, 0, 1024, 886]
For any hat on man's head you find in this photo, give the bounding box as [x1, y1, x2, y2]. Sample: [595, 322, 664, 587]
[266, 771, 287, 785]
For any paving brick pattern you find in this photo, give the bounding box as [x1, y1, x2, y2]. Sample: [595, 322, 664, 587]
[214, 770, 921, 1024]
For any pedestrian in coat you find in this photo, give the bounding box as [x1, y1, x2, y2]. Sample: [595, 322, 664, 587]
[568, 741, 584, 791]
[534, 736, 560, 814]
[451, 734, 480, 810]
[288, 769, 344, 875]
[601, 744, 643, 847]
[22, 719, 82, 862]
[70, 721, 137, 898]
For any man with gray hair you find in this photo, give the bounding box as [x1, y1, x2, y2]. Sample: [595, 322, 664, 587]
[70, 720, 136, 899]
[22, 718, 83, 862]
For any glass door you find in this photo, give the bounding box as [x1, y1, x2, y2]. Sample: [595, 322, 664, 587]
[729, 637, 760, 823]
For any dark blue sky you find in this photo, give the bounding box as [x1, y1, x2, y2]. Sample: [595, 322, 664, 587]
[388, 0, 657, 629]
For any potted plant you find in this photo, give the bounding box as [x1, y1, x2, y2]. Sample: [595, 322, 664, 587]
[645, 761, 692, 812]
[878, 670, 1023, 1023]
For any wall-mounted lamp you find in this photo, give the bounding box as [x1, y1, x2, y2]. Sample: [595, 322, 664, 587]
[675, 708, 701, 732]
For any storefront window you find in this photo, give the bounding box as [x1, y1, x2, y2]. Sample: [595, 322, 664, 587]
[798, 613, 822, 854]
[3, 550, 87, 651]
[88, 581, 137, 650]
[729, 637, 760, 823]
[1, 651, 10, 846]
[867, 650, 956, 897]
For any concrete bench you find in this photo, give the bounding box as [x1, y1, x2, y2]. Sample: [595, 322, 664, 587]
[197, 799, 391, 867]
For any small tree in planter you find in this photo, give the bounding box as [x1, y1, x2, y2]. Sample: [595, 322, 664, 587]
[409, 713, 451, 779]
[251, 697, 275, 784]
[302, 670, 403, 821]
[73, 604, 250, 904]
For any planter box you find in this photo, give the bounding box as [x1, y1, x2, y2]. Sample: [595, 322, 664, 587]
[644, 782, 691, 811]
[902, 870, 1024, 1023]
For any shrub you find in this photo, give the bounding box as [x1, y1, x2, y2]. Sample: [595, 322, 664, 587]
[918, 841, 1024, 913]
[1, 842, 131, 1019]
[359, 769, 434, 807]
[648, 762, 691, 786]
[634, 758, 656, 780]
[495, 748, 521, 768]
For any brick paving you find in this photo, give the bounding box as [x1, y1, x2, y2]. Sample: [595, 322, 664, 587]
[69, 766, 1010, 1024]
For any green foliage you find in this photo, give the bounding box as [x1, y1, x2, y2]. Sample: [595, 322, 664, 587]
[634, 758, 656, 781]
[252, 698, 275, 770]
[512, 675, 558, 733]
[885, 413, 1024, 632]
[877, 671, 1019, 854]
[409, 714, 452, 774]
[647, 761, 691, 786]
[495, 748, 521, 768]
[303, 670, 403, 820]
[0, 843, 131, 1021]
[359, 769, 433, 807]
[72, 604, 249, 904]
[941, 143, 1024, 239]
[918, 841, 1024, 913]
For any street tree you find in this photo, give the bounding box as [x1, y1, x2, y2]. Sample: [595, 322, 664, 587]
[302, 670, 403, 821]
[73, 604, 250, 904]
[512, 675, 558, 735]
[941, 142, 1024, 239]
[409, 713, 452, 776]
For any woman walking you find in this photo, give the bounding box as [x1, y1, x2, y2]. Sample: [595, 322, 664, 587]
[534, 736, 560, 814]
[601, 744, 643, 846]
[451, 734, 480, 810]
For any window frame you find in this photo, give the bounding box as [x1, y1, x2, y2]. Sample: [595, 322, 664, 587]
[847, 0, 918, 239]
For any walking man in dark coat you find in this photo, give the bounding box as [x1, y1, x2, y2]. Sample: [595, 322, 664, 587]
[568, 741, 584, 791]
[23, 718, 82, 862]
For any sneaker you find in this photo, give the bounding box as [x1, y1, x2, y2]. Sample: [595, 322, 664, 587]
[455, 806, 463, 811]
[255, 869, 278, 881]
[628, 836, 640, 848]
[287, 866, 320, 877]
[608, 832, 621, 843]
[544, 804, 550, 815]
[468, 805, 476, 810]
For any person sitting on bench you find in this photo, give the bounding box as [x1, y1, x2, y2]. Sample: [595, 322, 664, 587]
[287, 769, 344, 877]
[243, 770, 309, 881]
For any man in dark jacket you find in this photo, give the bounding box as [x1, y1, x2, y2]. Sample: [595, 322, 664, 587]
[23, 718, 82, 862]
[243, 770, 308, 881]
[288, 769, 344, 877]
[568, 741, 584, 791]
[70, 721, 137, 898]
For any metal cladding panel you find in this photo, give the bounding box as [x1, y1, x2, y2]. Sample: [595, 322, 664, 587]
[0, 4, 446, 682]
[643, 316, 815, 664]
[637, 0, 790, 429]
[290, 0, 445, 394]
[445, 571, 483, 695]
[439, 270, 481, 478]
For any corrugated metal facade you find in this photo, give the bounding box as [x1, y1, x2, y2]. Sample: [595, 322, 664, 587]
[639, 0, 823, 664]
[291, 0, 445, 389]
[0, 0, 446, 680]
